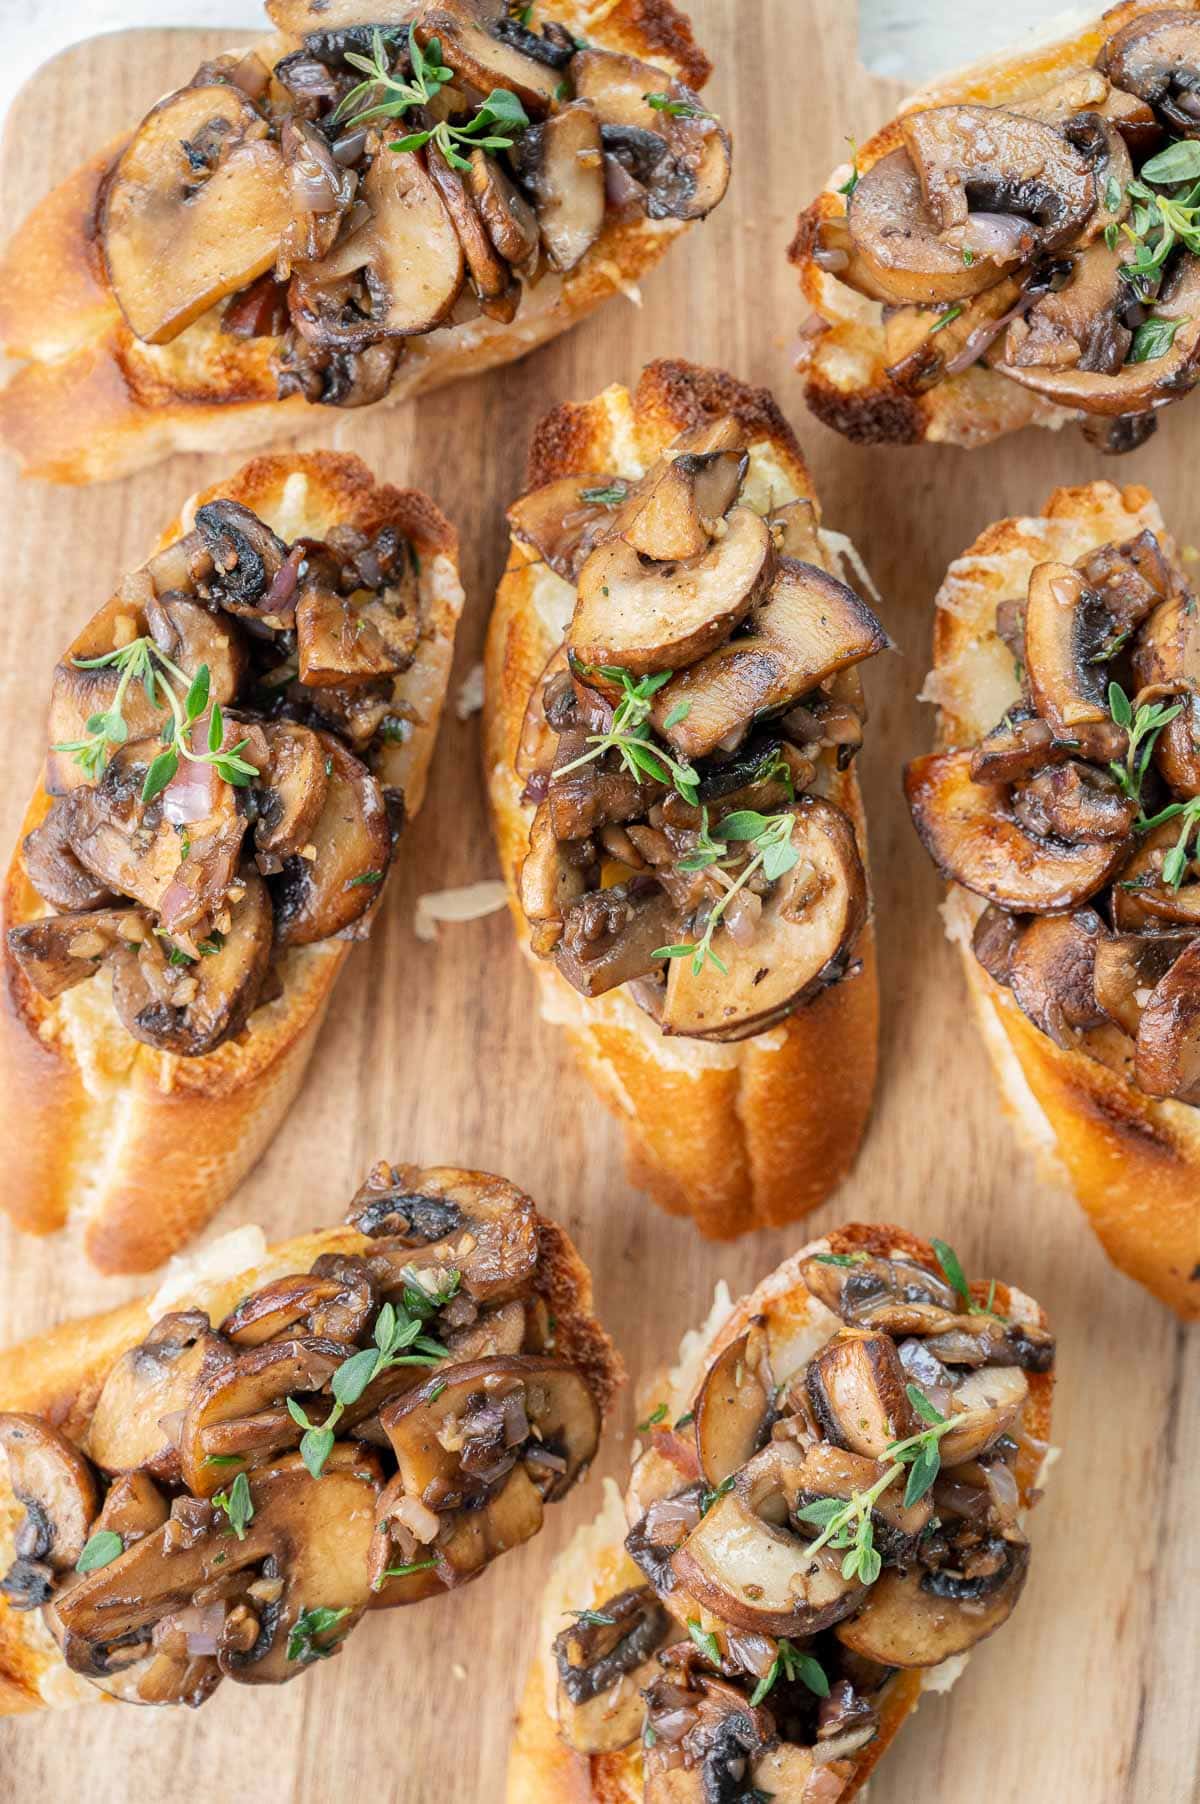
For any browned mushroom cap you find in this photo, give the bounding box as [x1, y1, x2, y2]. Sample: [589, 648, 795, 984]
[970, 707, 1080, 784]
[508, 477, 628, 583]
[101, 84, 289, 344]
[86, 1312, 231, 1482]
[553, 1586, 673, 1755]
[21, 796, 117, 913]
[347, 1164, 542, 1304]
[0, 1415, 100, 1610]
[835, 1539, 1029, 1667]
[620, 450, 748, 564]
[570, 49, 731, 221]
[384, 1354, 598, 1501]
[295, 577, 418, 687]
[806, 1332, 918, 1459]
[1022, 562, 1130, 761]
[252, 721, 330, 860]
[692, 1325, 774, 1488]
[1006, 909, 1109, 1046]
[936, 1365, 1029, 1465]
[650, 560, 889, 761]
[1111, 820, 1200, 929]
[569, 507, 773, 676]
[220, 1260, 376, 1348]
[110, 867, 273, 1057]
[847, 148, 1023, 306]
[1100, 10, 1200, 135]
[662, 797, 869, 1042]
[1133, 935, 1200, 1097]
[271, 735, 392, 946]
[1131, 591, 1200, 797]
[7, 907, 148, 1001]
[178, 1338, 348, 1496]
[1094, 930, 1192, 1034]
[1010, 762, 1136, 843]
[295, 145, 465, 343]
[904, 749, 1132, 912]
[554, 881, 678, 999]
[414, 0, 561, 112]
[1003, 239, 1129, 373]
[58, 1446, 381, 1689]
[1001, 252, 1200, 412]
[901, 103, 1096, 249]
[671, 1444, 865, 1637]
[520, 101, 607, 274]
[800, 1252, 960, 1332]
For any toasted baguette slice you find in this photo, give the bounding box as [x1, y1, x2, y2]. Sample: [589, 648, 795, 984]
[508, 1222, 1055, 1802]
[0, 1, 715, 485]
[923, 478, 1200, 1318]
[0, 1164, 623, 1715]
[483, 360, 880, 1239]
[789, 1, 1180, 450]
[0, 452, 464, 1274]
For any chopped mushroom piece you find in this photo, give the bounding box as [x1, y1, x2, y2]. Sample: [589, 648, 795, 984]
[1100, 11, 1200, 135]
[806, 1331, 918, 1459]
[1023, 562, 1132, 761]
[8, 907, 148, 1001]
[0, 1415, 101, 1609]
[178, 1337, 347, 1495]
[1006, 909, 1110, 1047]
[414, 0, 561, 112]
[900, 105, 1096, 252]
[522, 103, 607, 275]
[270, 736, 392, 946]
[692, 1326, 774, 1487]
[553, 1587, 673, 1754]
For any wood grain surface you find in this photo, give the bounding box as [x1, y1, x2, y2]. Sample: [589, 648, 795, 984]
[0, 10, 1196, 1802]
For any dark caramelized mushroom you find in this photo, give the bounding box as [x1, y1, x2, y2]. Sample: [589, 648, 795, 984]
[270, 736, 392, 946]
[806, 1332, 918, 1459]
[1007, 910, 1109, 1047]
[1100, 11, 1200, 136]
[553, 1587, 672, 1754]
[0, 1415, 100, 1609]
[1134, 935, 1200, 1098]
[8, 907, 148, 1000]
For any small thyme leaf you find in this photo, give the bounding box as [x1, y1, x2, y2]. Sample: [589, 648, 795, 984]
[579, 482, 628, 508]
[643, 91, 713, 120]
[637, 1403, 667, 1433]
[568, 1608, 617, 1626]
[287, 1604, 351, 1664]
[213, 1471, 254, 1541]
[686, 1618, 722, 1666]
[76, 1530, 124, 1574]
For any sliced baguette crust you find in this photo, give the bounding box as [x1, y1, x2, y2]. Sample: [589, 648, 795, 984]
[483, 360, 879, 1239]
[0, 452, 464, 1274]
[789, 1, 1190, 449]
[508, 1224, 1054, 1802]
[0, 1, 713, 485]
[0, 1176, 623, 1715]
[926, 477, 1200, 1318]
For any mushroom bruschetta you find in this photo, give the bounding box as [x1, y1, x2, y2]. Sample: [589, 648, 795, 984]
[0, 0, 729, 484]
[0, 452, 463, 1274]
[508, 1223, 1055, 1801]
[907, 479, 1200, 1318]
[793, 1, 1200, 454]
[484, 361, 887, 1238]
[0, 1163, 620, 1713]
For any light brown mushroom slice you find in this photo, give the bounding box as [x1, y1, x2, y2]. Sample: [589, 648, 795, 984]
[553, 1587, 673, 1756]
[46, 596, 171, 796]
[414, 0, 560, 112]
[20, 795, 118, 913]
[417, 1462, 546, 1590]
[884, 276, 1026, 394]
[427, 150, 514, 306]
[271, 735, 392, 947]
[1002, 240, 1127, 372]
[1001, 253, 1200, 413]
[178, 1337, 347, 1496]
[303, 146, 465, 339]
[295, 579, 418, 686]
[620, 450, 748, 563]
[1131, 591, 1200, 797]
[254, 721, 329, 859]
[468, 149, 540, 266]
[662, 797, 868, 1043]
[1109, 819, 1200, 930]
[145, 595, 248, 707]
[568, 49, 731, 220]
[835, 1542, 1029, 1667]
[509, 480, 628, 585]
[1007, 910, 1109, 1048]
[7, 907, 148, 1001]
[220, 1266, 374, 1348]
[900, 104, 1095, 247]
[1134, 936, 1200, 1098]
[904, 749, 1132, 912]
[102, 85, 289, 345]
[1023, 562, 1129, 760]
[847, 149, 1017, 305]
[650, 559, 888, 760]
[87, 1313, 231, 1481]
[526, 102, 607, 275]
[569, 506, 772, 676]
[1094, 932, 1192, 1035]
[519, 800, 589, 956]
[1100, 10, 1200, 135]
[937, 1366, 1029, 1465]
[806, 1332, 919, 1460]
[110, 867, 273, 1058]
[90, 1471, 170, 1548]
[671, 1444, 865, 1637]
[0, 1415, 101, 1603]
[693, 1327, 773, 1487]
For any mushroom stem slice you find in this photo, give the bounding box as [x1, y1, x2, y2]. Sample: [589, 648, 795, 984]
[834, 1541, 1029, 1666]
[904, 749, 1132, 912]
[1134, 935, 1200, 1098]
[102, 85, 290, 345]
[569, 506, 773, 676]
[661, 797, 869, 1043]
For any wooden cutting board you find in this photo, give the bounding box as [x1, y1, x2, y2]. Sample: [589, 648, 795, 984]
[0, 9, 1195, 1802]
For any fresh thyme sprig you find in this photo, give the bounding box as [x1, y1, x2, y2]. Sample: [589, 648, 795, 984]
[749, 1639, 829, 1707]
[337, 28, 529, 172]
[652, 808, 800, 978]
[1138, 792, 1200, 888]
[1116, 138, 1200, 336]
[288, 1287, 454, 1480]
[556, 666, 700, 803]
[52, 641, 259, 803]
[932, 1238, 1006, 1324]
[795, 1385, 974, 1579]
[1108, 680, 1182, 811]
[287, 1604, 351, 1664]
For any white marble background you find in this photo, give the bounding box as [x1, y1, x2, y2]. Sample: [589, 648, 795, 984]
[0, 0, 1062, 129]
